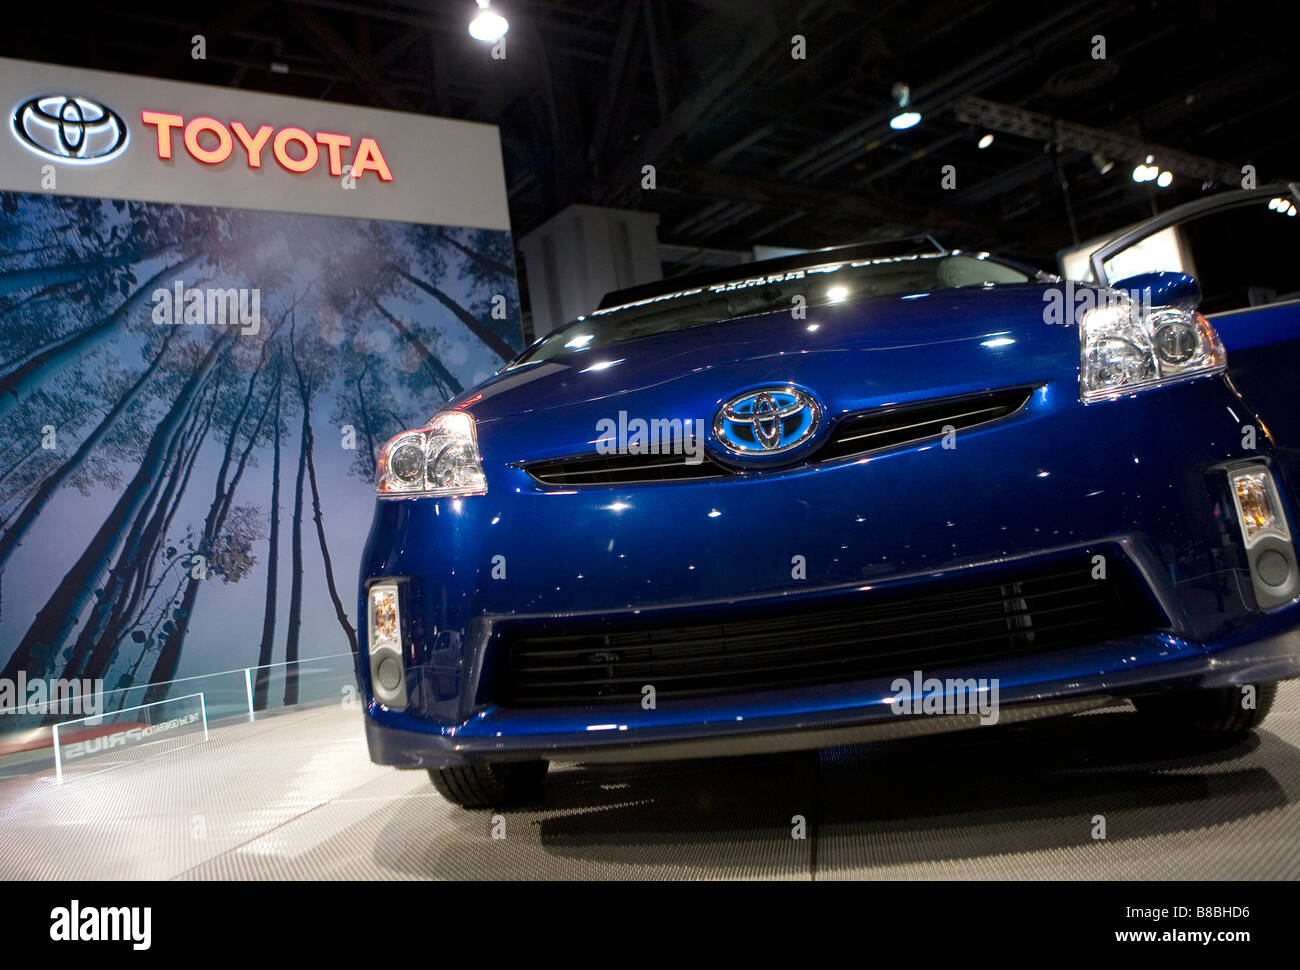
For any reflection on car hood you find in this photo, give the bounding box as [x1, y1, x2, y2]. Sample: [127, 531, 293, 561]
[454, 283, 1085, 424]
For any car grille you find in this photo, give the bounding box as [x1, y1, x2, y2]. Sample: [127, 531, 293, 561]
[496, 558, 1157, 706]
[522, 386, 1035, 487]
[817, 386, 1033, 462]
[524, 451, 728, 486]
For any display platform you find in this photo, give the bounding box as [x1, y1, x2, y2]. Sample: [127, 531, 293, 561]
[1, 682, 1296, 880]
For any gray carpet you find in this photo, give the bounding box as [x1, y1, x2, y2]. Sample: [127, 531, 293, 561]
[1, 681, 1297, 880]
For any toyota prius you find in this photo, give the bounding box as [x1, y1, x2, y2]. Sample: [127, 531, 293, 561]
[358, 185, 1300, 808]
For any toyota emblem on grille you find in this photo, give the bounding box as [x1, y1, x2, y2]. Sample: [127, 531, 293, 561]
[713, 386, 822, 456]
[11, 95, 129, 164]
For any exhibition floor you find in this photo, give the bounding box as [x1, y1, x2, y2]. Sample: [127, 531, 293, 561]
[1, 683, 1297, 880]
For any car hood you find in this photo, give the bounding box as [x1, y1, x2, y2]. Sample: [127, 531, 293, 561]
[456, 282, 1086, 462]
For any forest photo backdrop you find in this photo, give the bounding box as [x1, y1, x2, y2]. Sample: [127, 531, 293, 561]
[0, 190, 521, 726]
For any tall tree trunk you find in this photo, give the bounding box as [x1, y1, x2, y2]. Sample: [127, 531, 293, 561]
[0, 258, 114, 299]
[74, 394, 216, 683]
[0, 255, 199, 420]
[1, 332, 231, 684]
[288, 329, 357, 656]
[0, 328, 179, 572]
[386, 265, 517, 361]
[302, 402, 359, 655]
[432, 229, 515, 279]
[282, 394, 309, 707]
[64, 381, 207, 680]
[363, 291, 461, 399]
[0, 283, 62, 325]
[0, 441, 44, 501]
[355, 358, 379, 480]
[142, 373, 276, 700]
[253, 385, 283, 711]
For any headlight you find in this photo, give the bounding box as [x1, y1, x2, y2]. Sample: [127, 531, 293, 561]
[377, 410, 487, 497]
[1079, 295, 1225, 402]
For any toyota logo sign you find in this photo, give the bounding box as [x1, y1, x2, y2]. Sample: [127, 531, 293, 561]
[11, 95, 129, 164]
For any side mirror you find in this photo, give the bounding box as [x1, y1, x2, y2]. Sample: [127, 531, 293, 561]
[1108, 271, 1201, 310]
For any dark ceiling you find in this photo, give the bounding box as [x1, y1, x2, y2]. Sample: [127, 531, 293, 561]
[3, 0, 1297, 278]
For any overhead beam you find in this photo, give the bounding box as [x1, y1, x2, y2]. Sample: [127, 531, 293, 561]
[954, 95, 1244, 185]
[288, 5, 414, 110]
[587, 0, 644, 172]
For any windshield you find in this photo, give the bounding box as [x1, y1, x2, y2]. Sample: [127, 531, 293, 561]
[511, 252, 1031, 367]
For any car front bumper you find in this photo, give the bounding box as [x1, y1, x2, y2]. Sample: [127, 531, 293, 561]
[358, 375, 1300, 768]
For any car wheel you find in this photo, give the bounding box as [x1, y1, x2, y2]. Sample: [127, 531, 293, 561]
[1133, 682, 1278, 735]
[427, 761, 549, 809]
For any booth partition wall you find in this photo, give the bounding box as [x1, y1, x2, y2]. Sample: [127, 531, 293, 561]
[0, 57, 521, 768]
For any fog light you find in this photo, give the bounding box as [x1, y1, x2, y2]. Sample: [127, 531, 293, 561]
[369, 584, 401, 654]
[376, 657, 403, 691]
[367, 581, 408, 708]
[1230, 469, 1287, 546]
[1256, 549, 1291, 587]
[1228, 466, 1298, 610]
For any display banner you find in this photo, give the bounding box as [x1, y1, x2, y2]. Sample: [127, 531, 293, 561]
[0, 58, 521, 735]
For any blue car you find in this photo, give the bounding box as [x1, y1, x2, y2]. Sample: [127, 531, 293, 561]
[359, 184, 1300, 808]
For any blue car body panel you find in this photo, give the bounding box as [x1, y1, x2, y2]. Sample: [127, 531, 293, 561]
[358, 266, 1300, 768]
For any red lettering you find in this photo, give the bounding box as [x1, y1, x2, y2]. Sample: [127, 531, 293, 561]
[315, 131, 352, 176]
[273, 127, 318, 173]
[183, 117, 233, 164]
[141, 111, 184, 159]
[142, 112, 391, 182]
[231, 122, 273, 168]
[351, 137, 393, 182]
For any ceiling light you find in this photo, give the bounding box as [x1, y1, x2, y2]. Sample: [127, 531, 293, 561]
[1156, 170, 1172, 188]
[1091, 152, 1114, 175]
[469, 1, 509, 42]
[977, 133, 994, 149]
[889, 81, 921, 130]
[1290, 204, 1298, 217]
[827, 286, 848, 302]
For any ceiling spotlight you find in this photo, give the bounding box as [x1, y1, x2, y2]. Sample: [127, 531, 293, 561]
[1156, 170, 1173, 188]
[1269, 197, 1285, 210]
[977, 133, 994, 149]
[1145, 154, 1155, 165]
[1131, 164, 1150, 183]
[1290, 204, 1298, 217]
[1091, 152, 1115, 175]
[469, 0, 509, 42]
[889, 81, 921, 130]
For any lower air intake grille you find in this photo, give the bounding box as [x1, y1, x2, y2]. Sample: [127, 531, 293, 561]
[497, 558, 1156, 706]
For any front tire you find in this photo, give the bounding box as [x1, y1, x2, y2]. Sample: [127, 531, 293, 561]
[428, 761, 548, 809]
[1133, 682, 1277, 735]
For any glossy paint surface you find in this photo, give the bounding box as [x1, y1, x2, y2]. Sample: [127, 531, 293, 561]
[359, 279, 1300, 767]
